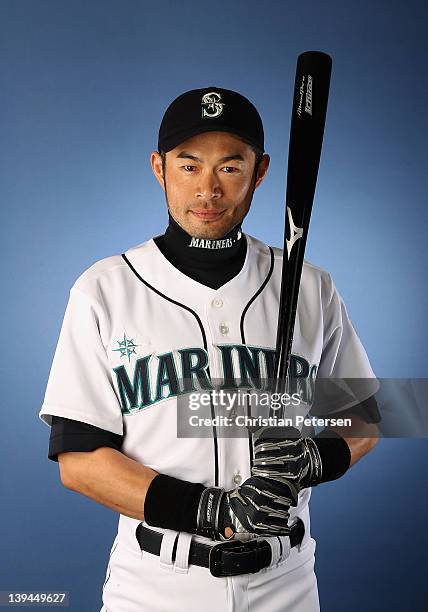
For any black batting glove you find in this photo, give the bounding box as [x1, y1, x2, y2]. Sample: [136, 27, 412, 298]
[195, 475, 299, 541]
[251, 427, 323, 489]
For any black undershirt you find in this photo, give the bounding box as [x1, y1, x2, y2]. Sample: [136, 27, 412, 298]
[48, 215, 247, 461]
[48, 415, 123, 461]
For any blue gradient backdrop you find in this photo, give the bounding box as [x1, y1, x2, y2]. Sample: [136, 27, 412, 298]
[1, 1, 427, 610]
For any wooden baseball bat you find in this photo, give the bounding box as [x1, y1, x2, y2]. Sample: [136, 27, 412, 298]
[271, 51, 332, 417]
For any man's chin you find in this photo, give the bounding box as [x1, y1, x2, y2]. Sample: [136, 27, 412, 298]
[187, 216, 227, 238]
[185, 218, 237, 240]
[188, 225, 233, 240]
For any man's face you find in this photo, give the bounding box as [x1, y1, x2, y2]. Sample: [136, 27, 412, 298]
[151, 131, 269, 239]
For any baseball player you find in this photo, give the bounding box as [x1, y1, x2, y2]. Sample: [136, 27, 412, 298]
[39, 87, 379, 611]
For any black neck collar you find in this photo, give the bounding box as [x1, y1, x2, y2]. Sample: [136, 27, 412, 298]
[153, 214, 247, 289]
[163, 214, 244, 265]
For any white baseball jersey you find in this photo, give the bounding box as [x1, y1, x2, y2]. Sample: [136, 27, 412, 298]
[39, 233, 377, 612]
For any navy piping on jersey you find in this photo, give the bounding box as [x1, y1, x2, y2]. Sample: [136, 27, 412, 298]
[122, 247, 275, 490]
[121, 253, 220, 486]
[102, 539, 118, 591]
[239, 246, 275, 467]
[121, 254, 209, 348]
[239, 246, 275, 342]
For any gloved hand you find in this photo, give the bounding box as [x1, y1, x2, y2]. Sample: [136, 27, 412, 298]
[144, 429, 348, 543]
[195, 475, 299, 541]
[251, 427, 323, 489]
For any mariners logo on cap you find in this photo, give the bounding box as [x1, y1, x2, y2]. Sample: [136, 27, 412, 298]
[201, 91, 225, 119]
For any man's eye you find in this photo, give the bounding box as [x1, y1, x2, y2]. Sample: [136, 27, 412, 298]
[222, 167, 237, 173]
[182, 165, 196, 172]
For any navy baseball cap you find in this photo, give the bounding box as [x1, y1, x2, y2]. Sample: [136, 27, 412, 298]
[158, 86, 264, 153]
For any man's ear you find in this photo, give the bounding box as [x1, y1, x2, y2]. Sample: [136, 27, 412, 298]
[151, 151, 165, 191]
[255, 154, 270, 189]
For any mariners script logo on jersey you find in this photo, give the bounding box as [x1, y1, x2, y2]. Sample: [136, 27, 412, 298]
[201, 92, 225, 118]
[112, 344, 317, 415]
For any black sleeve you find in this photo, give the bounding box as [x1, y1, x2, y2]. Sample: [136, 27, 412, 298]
[323, 394, 381, 424]
[48, 416, 124, 462]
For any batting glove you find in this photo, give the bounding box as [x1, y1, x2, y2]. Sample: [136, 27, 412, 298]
[251, 427, 323, 489]
[195, 475, 299, 541]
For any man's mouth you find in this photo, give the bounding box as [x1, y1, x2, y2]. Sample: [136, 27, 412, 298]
[190, 210, 226, 221]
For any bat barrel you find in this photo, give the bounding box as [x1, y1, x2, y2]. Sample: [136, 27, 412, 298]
[271, 51, 332, 418]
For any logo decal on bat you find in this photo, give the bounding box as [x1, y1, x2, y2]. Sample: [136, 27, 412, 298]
[286, 207, 304, 259]
[296, 75, 305, 117]
[305, 75, 313, 115]
[296, 74, 313, 117]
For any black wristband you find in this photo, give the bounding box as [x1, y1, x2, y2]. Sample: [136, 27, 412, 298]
[144, 473, 205, 533]
[312, 429, 351, 484]
[195, 486, 227, 540]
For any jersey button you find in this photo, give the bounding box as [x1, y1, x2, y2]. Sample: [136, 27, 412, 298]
[219, 323, 229, 335]
[212, 298, 223, 308]
[233, 473, 242, 486]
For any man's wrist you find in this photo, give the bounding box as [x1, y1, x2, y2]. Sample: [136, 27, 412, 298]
[143, 473, 205, 533]
[143, 474, 232, 540]
[305, 429, 351, 487]
[301, 437, 323, 487]
[196, 486, 227, 540]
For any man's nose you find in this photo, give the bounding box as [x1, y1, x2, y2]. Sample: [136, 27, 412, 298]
[196, 170, 222, 200]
